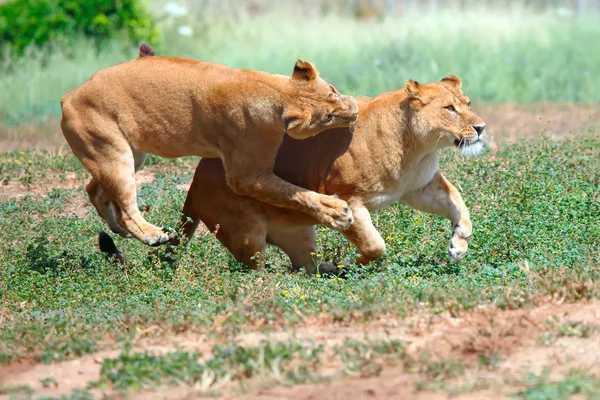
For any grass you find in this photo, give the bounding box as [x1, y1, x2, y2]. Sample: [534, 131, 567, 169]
[96, 339, 331, 391]
[537, 316, 593, 346]
[516, 369, 600, 400]
[1, 131, 599, 368]
[1, 9, 600, 126]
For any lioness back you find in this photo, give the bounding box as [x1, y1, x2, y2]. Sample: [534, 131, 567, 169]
[61, 57, 282, 159]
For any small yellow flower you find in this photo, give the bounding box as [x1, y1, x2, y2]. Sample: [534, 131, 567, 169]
[72, 299, 76, 303]
[14, 159, 19, 164]
[310, 252, 316, 256]
[392, 280, 396, 283]
[283, 290, 289, 296]
[337, 277, 343, 281]
[337, 264, 344, 269]
[19, 151, 24, 155]
[495, 277, 500, 281]
[315, 274, 321, 278]
[386, 236, 392, 241]
[28, 160, 32, 164]
[299, 295, 306, 300]
[317, 253, 322, 257]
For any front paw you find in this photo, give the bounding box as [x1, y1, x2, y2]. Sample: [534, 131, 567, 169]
[143, 226, 176, 247]
[448, 224, 471, 262]
[448, 238, 468, 262]
[317, 195, 354, 231]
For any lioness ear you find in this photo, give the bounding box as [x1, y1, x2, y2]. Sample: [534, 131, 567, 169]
[405, 79, 422, 99]
[283, 109, 309, 132]
[441, 75, 461, 89]
[292, 60, 319, 81]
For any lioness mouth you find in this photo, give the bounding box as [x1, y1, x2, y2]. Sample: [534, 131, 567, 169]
[454, 138, 480, 148]
[455, 138, 484, 157]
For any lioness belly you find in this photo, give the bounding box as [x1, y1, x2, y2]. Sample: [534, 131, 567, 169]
[134, 132, 220, 159]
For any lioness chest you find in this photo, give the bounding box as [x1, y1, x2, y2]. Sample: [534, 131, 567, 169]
[363, 152, 440, 211]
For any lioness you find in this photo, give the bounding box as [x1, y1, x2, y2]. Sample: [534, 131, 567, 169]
[173, 76, 487, 272]
[61, 45, 358, 246]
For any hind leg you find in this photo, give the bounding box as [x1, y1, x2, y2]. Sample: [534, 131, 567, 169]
[72, 139, 169, 245]
[340, 204, 386, 265]
[101, 150, 172, 246]
[267, 225, 337, 274]
[113, 151, 150, 237]
[181, 158, 270, 268]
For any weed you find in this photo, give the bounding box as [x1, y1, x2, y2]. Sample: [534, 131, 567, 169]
[537, 316, 594, 346]
[96, 340, 326, 391]
[0, 384, 35, 396]
[515, 369, 600, 400]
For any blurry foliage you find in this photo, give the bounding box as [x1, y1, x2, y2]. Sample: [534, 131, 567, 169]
[0, 0, 159, 56]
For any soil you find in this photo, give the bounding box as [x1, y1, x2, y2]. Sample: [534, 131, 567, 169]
[1, 103, 598, 152]
[2, 300, 599, 399]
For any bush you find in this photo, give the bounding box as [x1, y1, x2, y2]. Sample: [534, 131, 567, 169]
[0, 0, 159, 55]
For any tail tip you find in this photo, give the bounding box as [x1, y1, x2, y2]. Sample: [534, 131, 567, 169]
[98, 232, 126, 265]
[139, 44, 156, 58]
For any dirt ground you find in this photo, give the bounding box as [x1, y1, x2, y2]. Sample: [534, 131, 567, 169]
[1, 300, 599, 399]
[1, 103, 598, 152]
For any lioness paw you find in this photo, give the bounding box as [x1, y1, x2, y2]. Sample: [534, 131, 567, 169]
[142, 227, 176, 247]
[317, 195, 354, 231]
[448, 238, 468, 262]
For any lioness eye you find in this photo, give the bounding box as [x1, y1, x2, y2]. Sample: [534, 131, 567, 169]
[467, 101, 471, 107]
[445, 105, 456, 113]
[325, 114, 333, 123]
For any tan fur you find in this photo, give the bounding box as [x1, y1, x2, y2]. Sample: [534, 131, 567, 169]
[174, 76, 486, 273]
[60, 45, 359, 246]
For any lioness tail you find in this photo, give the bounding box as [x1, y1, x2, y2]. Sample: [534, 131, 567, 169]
[139, 44, 156, 58]
[98, 232, 126, 265]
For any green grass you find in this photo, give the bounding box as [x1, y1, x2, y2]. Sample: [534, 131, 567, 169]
[516, 369, 600, 400]
[1, 9, 600, 125]
[1, 131, 599, 368]
[93, 337, 409, 393]
[96, 340, 331, 391]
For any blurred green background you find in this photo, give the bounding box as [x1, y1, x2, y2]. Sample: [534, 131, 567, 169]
[0, 0, 599, 128]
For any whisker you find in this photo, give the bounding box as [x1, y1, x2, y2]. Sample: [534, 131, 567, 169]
[434, 132, 444, 148]
[349, 120, 361, 134]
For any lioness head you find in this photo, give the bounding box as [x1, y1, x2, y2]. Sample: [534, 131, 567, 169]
[284, 60, 359, 139]
[405, 76, 486, 157]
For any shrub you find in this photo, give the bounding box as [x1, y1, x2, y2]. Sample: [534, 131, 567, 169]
[0, 0, 159, 55]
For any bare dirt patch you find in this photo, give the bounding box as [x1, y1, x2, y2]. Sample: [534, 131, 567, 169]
[1, 104, 598, 152]
[0, 118, 62, 152]
[0, 169, 159, 202]
[2, 300, 599, 399]
[475, 102, 599, 143]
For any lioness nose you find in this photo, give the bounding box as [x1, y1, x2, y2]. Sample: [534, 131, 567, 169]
[474, 124, 486, 136]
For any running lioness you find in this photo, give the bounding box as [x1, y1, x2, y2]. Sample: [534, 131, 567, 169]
[61, 45, 358, 246]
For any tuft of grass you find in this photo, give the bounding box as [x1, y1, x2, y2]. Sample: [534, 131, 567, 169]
[515, 369, 600, 400]
[97, 340, 327, 391]
[537, 316, 594, 346]
[0, 384, 35, 396]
